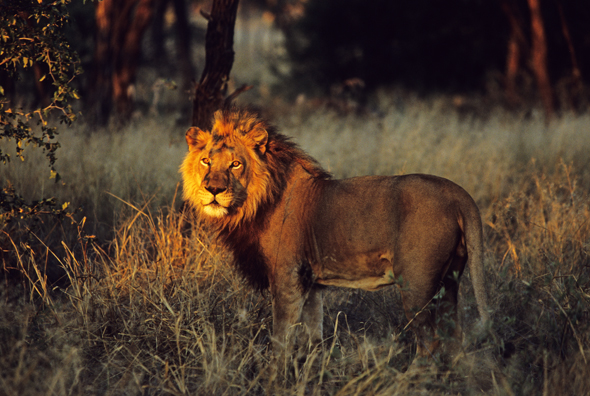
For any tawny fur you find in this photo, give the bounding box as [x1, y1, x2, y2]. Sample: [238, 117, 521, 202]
[181, 108, 490, 361]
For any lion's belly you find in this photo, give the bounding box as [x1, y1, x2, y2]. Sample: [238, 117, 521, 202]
[313, 251, 397, 291]
[315, 271, 396, 291]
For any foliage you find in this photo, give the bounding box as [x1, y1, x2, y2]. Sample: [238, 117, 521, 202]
[0, 0, 82, 180]
[0, 1, 84, 238]
[1, 183, 69, 227]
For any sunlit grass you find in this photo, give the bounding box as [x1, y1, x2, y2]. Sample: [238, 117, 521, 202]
[2, 93, 590, 394]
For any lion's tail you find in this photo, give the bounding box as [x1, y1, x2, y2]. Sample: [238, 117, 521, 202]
[463, 202, 491, 325]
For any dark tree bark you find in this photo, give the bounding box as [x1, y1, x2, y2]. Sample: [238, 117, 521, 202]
[150, 0, 195, 90]
[172, 0, 195, 91]
[150, 0, 169, 68]
[527, 0, 554, 120]
[113, 0, 155, 117]
[91, 0, 115, 123]
[91, 0, 155, 123]
[555, 0, 583, 111]
[500, 0, 528, 106]
[500, 0, 556, 120]
[191, 0, 251, 129]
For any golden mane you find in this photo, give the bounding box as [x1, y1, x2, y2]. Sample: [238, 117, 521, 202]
[208, 108, 329, 231]
[181, 108, 330, 290]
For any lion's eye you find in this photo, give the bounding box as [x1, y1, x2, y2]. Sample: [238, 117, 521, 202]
[201, 158, 211, 166]
[230, 160, 242, 169]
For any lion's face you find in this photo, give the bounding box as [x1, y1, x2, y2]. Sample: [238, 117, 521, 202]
[188, 136, 252, 218]
[181, 110, 270, 225]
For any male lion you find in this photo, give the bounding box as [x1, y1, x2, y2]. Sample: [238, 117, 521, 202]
[181, 108, 490, 361]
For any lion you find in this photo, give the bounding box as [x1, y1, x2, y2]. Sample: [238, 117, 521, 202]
[181, 108, 490, 361]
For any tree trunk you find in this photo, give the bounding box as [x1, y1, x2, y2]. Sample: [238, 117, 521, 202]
[556, 0, 583, 111]
[527, 0, 554, 120]
[172, 0, 196, 91]
[112, 0, 155, 118]
[91, 0, 116, 123]
[91, 0, 155, 123]
[150, 0, 169, 68]
[500, 0, 527, 106]
[191, 0, 241, 129]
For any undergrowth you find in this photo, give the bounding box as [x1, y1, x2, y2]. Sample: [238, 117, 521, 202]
[1, 99, 590, 395]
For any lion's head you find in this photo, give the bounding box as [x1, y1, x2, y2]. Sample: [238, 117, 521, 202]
[181, 109, 280, 230]
[181, 108, 330, 290]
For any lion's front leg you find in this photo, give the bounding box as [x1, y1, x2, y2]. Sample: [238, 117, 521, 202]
[299, 284, 323, 352]
[269, 275, 305, 380]
[271, 283, 306, 352]
[270, 265, 323, 374]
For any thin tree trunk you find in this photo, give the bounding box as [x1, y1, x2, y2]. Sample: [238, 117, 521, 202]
[505, 37, 521, 105]
[527, 0, 554, 120]
[172, 0, 195, 91]
[91, 0, 154, 123]
[91, 0, 116, 123]
[151, 0, 169, 68]
[556, 2, 581, 83]
[191, 0, 241, 129]
[556, 0, 583, 111]
[500, 0, 527, 106]
[112, 0, 155, 118]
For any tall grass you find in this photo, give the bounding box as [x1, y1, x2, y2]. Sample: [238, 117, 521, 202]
[1, 95, 590, 394]
[1, 116, 186, 238]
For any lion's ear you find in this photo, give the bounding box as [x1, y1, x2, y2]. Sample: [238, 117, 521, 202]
[185, 127, 210, 150]
[246, 126, 268, 154]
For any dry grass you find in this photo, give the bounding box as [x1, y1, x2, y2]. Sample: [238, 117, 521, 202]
[1, 94, 590, 395]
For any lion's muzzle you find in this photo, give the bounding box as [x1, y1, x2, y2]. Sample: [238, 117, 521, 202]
[199, 171, 235, 217]
[204, 172, 228, 196]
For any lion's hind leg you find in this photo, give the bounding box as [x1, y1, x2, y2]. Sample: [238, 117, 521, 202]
[400, 252, 467, 364]
[434, 254, 466, 361]
[399, 280, 440, 361]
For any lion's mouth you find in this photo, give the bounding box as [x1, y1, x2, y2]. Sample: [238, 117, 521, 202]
[203, 201, 229, 217]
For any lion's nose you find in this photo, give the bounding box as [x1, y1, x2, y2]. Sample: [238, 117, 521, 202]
[205, 186, 226, 196]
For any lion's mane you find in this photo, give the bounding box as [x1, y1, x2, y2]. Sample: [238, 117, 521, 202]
[182, 109, 331, 290]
